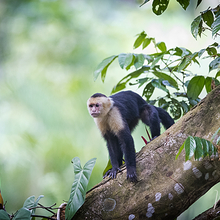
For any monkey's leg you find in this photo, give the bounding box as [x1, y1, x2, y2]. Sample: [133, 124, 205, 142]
[104, 133, 123, 179]
[141, 106, 161, 138]
[118, 130, 137, 182]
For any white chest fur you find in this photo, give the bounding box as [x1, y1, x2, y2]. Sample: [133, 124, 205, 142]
[94, 107, 124, 136]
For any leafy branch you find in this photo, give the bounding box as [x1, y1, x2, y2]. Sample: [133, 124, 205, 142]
[94, 31, 220, 119]
[176, 127, 220, 161]
[93, 2, 220, 120]
[0, 157, 96, 220]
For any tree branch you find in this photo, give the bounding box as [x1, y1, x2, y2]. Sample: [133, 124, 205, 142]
[73, 85, 220, 220]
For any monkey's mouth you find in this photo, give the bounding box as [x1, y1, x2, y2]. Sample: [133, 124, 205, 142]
[91, 113, 100, 117]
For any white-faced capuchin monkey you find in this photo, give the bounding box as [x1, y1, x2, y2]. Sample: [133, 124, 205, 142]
[87, 90, 174, 182]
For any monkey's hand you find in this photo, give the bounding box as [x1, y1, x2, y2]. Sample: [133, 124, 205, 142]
[127, 168, 137, 182]
[103, 167, 122, 179]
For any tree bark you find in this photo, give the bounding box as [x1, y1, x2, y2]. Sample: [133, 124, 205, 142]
[73, 85, 220, 220]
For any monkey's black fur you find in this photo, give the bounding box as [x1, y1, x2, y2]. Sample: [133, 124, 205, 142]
[90, 91, 174, 182]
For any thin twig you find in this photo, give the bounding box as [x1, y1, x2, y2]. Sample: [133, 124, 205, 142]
[31, 214, 57, 220]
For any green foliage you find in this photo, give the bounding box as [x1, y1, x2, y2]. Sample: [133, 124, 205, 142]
[0, 210, 10, 220]
[65, 157, 96, 220]
[13, 207, 32, 220]
[23, 195, 44, 214]
[94, 55, 118, 82]
[0, 195, 44, 220]
[140, 0, 202, 13]
[187, 76, 205, 100]
[94, 31, 220, 119]
[152, 0, 169, 15]
[175, 136, 217, 161]
[103, 159, 113, 177]
[212, 127, 220, 145]
[191, 5, 220, 39]
[0, 157, 96, 220]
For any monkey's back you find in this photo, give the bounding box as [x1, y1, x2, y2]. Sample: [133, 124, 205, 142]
[110, 91, 148, 127]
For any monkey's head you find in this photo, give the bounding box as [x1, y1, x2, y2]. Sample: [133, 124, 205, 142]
[87, 93, 113, 118]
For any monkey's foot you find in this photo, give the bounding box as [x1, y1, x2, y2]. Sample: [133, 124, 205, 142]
[103, 168, 122, 179]
[127, 168, 137, 182]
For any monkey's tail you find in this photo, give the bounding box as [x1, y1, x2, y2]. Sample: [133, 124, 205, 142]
[156, 107, 174, 129]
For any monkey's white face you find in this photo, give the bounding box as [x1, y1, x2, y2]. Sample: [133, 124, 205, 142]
[88, 102, 103, 118]
[87, 96, 113, 118]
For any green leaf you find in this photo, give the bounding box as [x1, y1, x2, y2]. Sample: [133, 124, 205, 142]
[93, 55, 118, 82]
[178, 52, 199, 72]
[137, 77, 150, 88]
[188, 98, 200, 106]
[116, 65, 150, 87]
[151, 54, 164, 68]
[196, 0, 202, 8]
[152, 0, 169, 15]
[215, 78, 220, 86]
[152, 71, 179, 89]
[169, 98, 182, 120]
[173, 47, 184, 56]
[142, 38, 152, 49]
[215, 70, 220, 79]
[14, 208, 31, 220]
[187, 76, 205, 99]
[178, 47, 191, 57]
[134, 54, 145, 69]
[144, 54, 154, 63]
[103, 159, 112, 177]
[0, 210, 10, 220]
[204, 77, 212, 93]
[212, 127, 220, 141]
[191, 15, 203, 39]
[156, 42, 167, 52]
[118, 53, 134, 70]
[65, 157, 96, 220]
[206, 47, 217, 56]
[209, 57, 220, 72]
[202, 9, 214, 27]
[180, 101, 189, 113]
[175, 139, 185, 160]
[201, 138, 209, 157]
[151, 79, 169, 93]
[158, 97, 166, 107]
[111, 82, 126, 94]
[23, 195, 44, 215]
[212, 15, 220, 37]
[142, 82, 155, 100]
[198, 48, 206, 58]
[194, 137, 203, 160]
[139, 0, 150, 7]
[133, 31, 147, 49]
[177, 0, 190, 10]
[217, 136, 220, 145]
[184, 136, 196, 161]
[177, 136, 217, 161]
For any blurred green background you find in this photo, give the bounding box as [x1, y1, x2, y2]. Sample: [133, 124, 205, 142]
[0, 0, 219, 219]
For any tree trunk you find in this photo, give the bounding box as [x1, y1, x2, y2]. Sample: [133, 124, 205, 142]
[73, 85, 220, 220]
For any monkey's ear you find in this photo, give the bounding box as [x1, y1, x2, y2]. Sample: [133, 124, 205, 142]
[107, 97, 114, 108]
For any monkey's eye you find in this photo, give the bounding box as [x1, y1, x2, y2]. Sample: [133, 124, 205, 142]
[89, 104, 93, 108]
[96, 104, 99, 107]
